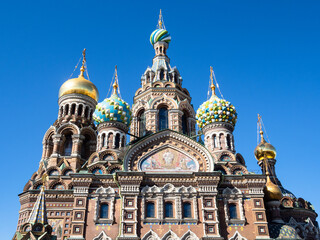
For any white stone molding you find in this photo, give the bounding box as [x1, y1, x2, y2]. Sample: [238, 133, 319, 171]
[222, 187, 245, 225]
[229, 231, 247, 240]
[93, 186, 116, 224]
[161, 230, 179, 240]
[181, 230, 199, 240]
[141, 229, 161, 240]
[93, 230, 112, 240]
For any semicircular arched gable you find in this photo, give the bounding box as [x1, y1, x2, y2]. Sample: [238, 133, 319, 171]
[124, 130, 214, 172]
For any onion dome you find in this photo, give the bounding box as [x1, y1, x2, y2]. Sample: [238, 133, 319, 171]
[196, 69, 237, 129]
[150, 29, 171, 45]
[150, 10, 171, 45]
[59, 49, 99, 101]
[93, 70, 131, 127]
[254, 131, 277, 161]
[264, 175, 283, 201]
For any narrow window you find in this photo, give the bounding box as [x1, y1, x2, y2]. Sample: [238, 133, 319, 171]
[115, 134, 120, 149]
[101, 134, 105, 147]
[158, 107, 168, 130]
[121, 136, 125, 148]
[227, 135, 231, 149]
[183, 202, 192, 218]
[100, 204, 108, 218]
[71, 104, 76, 115]
[213, 135, 217, 148]
[63, 134, 73, 156]
[78, 105, 83, 116]
[182, 112, 188, 135]
[138, 110, 146, 137]
[84, 106, 89, 118]
[65, 104, 69, 115]
[229, 204, 237, 219]
[146, 202, 155, 218]
[160, 70, 164, 80]
[165, 202, 173, 218]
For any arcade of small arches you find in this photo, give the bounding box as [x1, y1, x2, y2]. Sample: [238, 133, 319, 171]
[205, 132, 235, 152]
[58, 102, 94, 121]
[97, 130, 126, 151]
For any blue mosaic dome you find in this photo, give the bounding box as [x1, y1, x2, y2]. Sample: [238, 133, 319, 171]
[196, 94, 237, 129]
[93, 93, 131, 127]
[150, 28, 171, 45]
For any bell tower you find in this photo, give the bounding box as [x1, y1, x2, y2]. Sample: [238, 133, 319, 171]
[130, 10, 196, 140]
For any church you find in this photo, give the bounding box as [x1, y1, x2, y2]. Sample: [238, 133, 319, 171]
[13, 11, 319, 240]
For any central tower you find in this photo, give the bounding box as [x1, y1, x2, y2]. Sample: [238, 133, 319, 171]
[130, 10, 196, 140]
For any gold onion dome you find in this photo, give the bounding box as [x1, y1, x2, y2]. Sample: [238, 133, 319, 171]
[254, 131, 277, 161]
[264, 175, 283, 201]
[58, 49, 99, 102]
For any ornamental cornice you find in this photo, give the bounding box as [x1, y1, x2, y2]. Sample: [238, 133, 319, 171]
[58, 93, 97, 106]
[202, 122, 234, 133]
[97, 121, 129, 133]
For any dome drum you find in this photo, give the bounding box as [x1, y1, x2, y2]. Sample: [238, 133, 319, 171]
[201, 122, 235, 135]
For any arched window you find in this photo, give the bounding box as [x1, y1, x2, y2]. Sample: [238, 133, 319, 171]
[213, 134, 217, 148]
[146, 202, 155, 218]
[100, 204, 108, 218]
[229, 204, 237, 219]
[71, 104, 76, 115]
[121, 136, 125, 148]
[160, 70, 164, 80]
[81, 135, 91, 159]
[65, 104, 69, 115]
[115, 133, 120, 149]
[78, 105, 83, 116]
[182, 112, 188, 135]
[101, 133, 105, 148]
[165, 202, 173, 218]
[59, 106, 63, 117]
[138, 110, 146, 137]
[227, 135, 231, 149]
[183, 202, 192, 218]
[84, 106, 89, 118]
[158, 107, 168, 130]
[63, 134, 73, 156]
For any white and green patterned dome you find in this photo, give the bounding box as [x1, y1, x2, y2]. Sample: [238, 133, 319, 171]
[93, 83, 131, 127]
[196, 90, 237, 129]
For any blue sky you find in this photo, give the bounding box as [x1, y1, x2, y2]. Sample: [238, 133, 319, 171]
[1, 0, 320, 238]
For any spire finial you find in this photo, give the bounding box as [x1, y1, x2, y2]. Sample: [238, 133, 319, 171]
[210, 66, 216, 96]
[158, 9, 164, 29]
[257, 114, 265, 143]
[112, 65, 119, 95]
[80, 48, 86, 77]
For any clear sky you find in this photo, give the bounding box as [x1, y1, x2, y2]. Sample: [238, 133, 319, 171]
[1, 0, 320, 238]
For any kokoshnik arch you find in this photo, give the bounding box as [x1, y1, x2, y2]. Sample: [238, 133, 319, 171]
[13, 10, 319, 240]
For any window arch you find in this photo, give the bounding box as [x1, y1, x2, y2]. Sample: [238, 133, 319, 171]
[146, 202, 155, 218]
[84, 106, 89, 118]
[63, 134, 73, 156]
[183, 202, 192, 218]
[101, 133, 106, 148]
[227, 135, 232, 149]
[158, 107, 168, 130]
[138, 110, 146, 137]
[100, 204, 109, 218]
[65, 104, 69, 115]
[182, 111, 189, 135]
